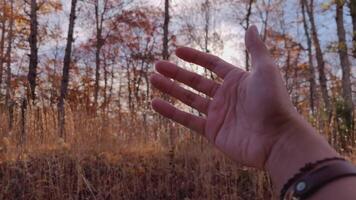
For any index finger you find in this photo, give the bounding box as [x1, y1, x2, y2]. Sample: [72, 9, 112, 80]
[175, 47, 241, 78]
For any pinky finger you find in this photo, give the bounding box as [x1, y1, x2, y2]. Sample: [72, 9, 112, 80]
[152, 98, 205, 135]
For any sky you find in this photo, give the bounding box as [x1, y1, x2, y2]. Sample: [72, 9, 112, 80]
[39, 0, 355, 73]
[39, 0, 246, 67]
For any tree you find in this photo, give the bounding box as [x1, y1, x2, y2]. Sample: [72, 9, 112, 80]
[305, 0, 331, 118]
[93, 0, 106, 107]
[242, 0, 253, 71]
[348, 0, 356, 57]
[220, 0, 255, 71]
[256, 0, 271, 42]
[300, 0, 316, 114]
[0, 0, 6, 95]
[202, 0, 211, 53]
[58, 0, 78, 139]
[162, 0, 170, 60]
[27, 0, 39, 101]
[200, 0, 220, 80]
[5, 0, 14, 131]
[86, 0, 125, 108]
[178, 0, 223, 53]
[335, 0, 354, 145]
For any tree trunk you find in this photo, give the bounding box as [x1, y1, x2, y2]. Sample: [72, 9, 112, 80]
[5, 0, 14, 131]
[94, 0, 105, 108]
[349, 0, 356, 58]
[203, 0, 210, 53]
[244, 0, 253, 72]
[335, 0, 354, 145]
[20, 98, 27, 146]
[107, 62, 114, 110]
[58, 0, 78, 139]
[305, 0, 331, 118]
[102, 54, 108, 111]
[261, 0, 271, 42]
[94, 33, 102, 107]
[126, 64, 133, 112]
[202, 0, 215, 81]
[162, 1, 176, 185]
[0, 0, 6, 94]
[162, 0, 170, 60]
[27, 0, 39, 102]
[301, 0, 316, 114]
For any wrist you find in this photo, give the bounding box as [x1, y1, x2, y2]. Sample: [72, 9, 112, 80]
[265, 115, 339, 193]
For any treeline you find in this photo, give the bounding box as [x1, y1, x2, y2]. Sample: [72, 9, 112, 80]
[0, 0, 354, 151]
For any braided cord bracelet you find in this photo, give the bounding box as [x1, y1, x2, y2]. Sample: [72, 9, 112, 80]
[279, 157, 345, 200]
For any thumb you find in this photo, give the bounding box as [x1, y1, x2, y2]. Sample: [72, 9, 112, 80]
[245, 25, 271, 70]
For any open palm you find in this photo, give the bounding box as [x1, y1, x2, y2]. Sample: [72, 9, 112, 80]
[151, 26, 297, 168]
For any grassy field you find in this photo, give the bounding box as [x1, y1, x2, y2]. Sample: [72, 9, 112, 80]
[0, 141, 273, 200]
[0, 106, 354, 200]
[0, 106, 278, 200]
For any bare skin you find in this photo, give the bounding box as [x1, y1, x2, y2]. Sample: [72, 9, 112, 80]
[150, 25, 356, 199]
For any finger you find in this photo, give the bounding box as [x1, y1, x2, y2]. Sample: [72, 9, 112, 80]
[152, 99, 205, 135]
[155, 61, 220, 97]
[150, 73, 210, 114]
[175, 47, 239, 78]
[245, 25, 273, 71]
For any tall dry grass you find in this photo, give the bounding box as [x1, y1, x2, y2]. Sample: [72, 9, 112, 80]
[0, 104, 274, 200]
[0, 101, 354, 199]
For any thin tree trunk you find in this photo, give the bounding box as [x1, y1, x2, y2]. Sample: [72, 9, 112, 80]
[349, 0, 356, 58]
[144, 63, 150, 109]
[335, 0, 354, 144]
[94, 0, 106, 108]
[107, 62, 114, 110]
[203, 0, 210, 53]
[126, 62, 133, 112]
[202, 0, 215, 81]
[94, 30, 102, 107]
[162, 0, 169, 60]
[261, 0, 271, 42]
[20, 98, 27, 146]
[244, 0, 253, 71]
[58, 0, 78, 139]
[0, 0, 7, 93]
[162, 1, 175, 188]
[305, 0, 331, 118]
[301, 0, 316, 114]
[103, 54, 108, 111]
[27, 0, 39, 102]
[5, 0, 14, 131]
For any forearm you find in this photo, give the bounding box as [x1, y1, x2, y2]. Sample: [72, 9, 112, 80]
[265, 115, 356, 199]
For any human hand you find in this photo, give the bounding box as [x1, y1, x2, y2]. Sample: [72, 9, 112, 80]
[150, 26, 301, 169]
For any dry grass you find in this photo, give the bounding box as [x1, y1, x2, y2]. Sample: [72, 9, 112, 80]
[0, 106, 274, 200]
[0, 143, 272, 200]
[0, 105, 354, 199]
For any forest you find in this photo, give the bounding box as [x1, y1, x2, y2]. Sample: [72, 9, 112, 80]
[0, 0, 355, 199]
